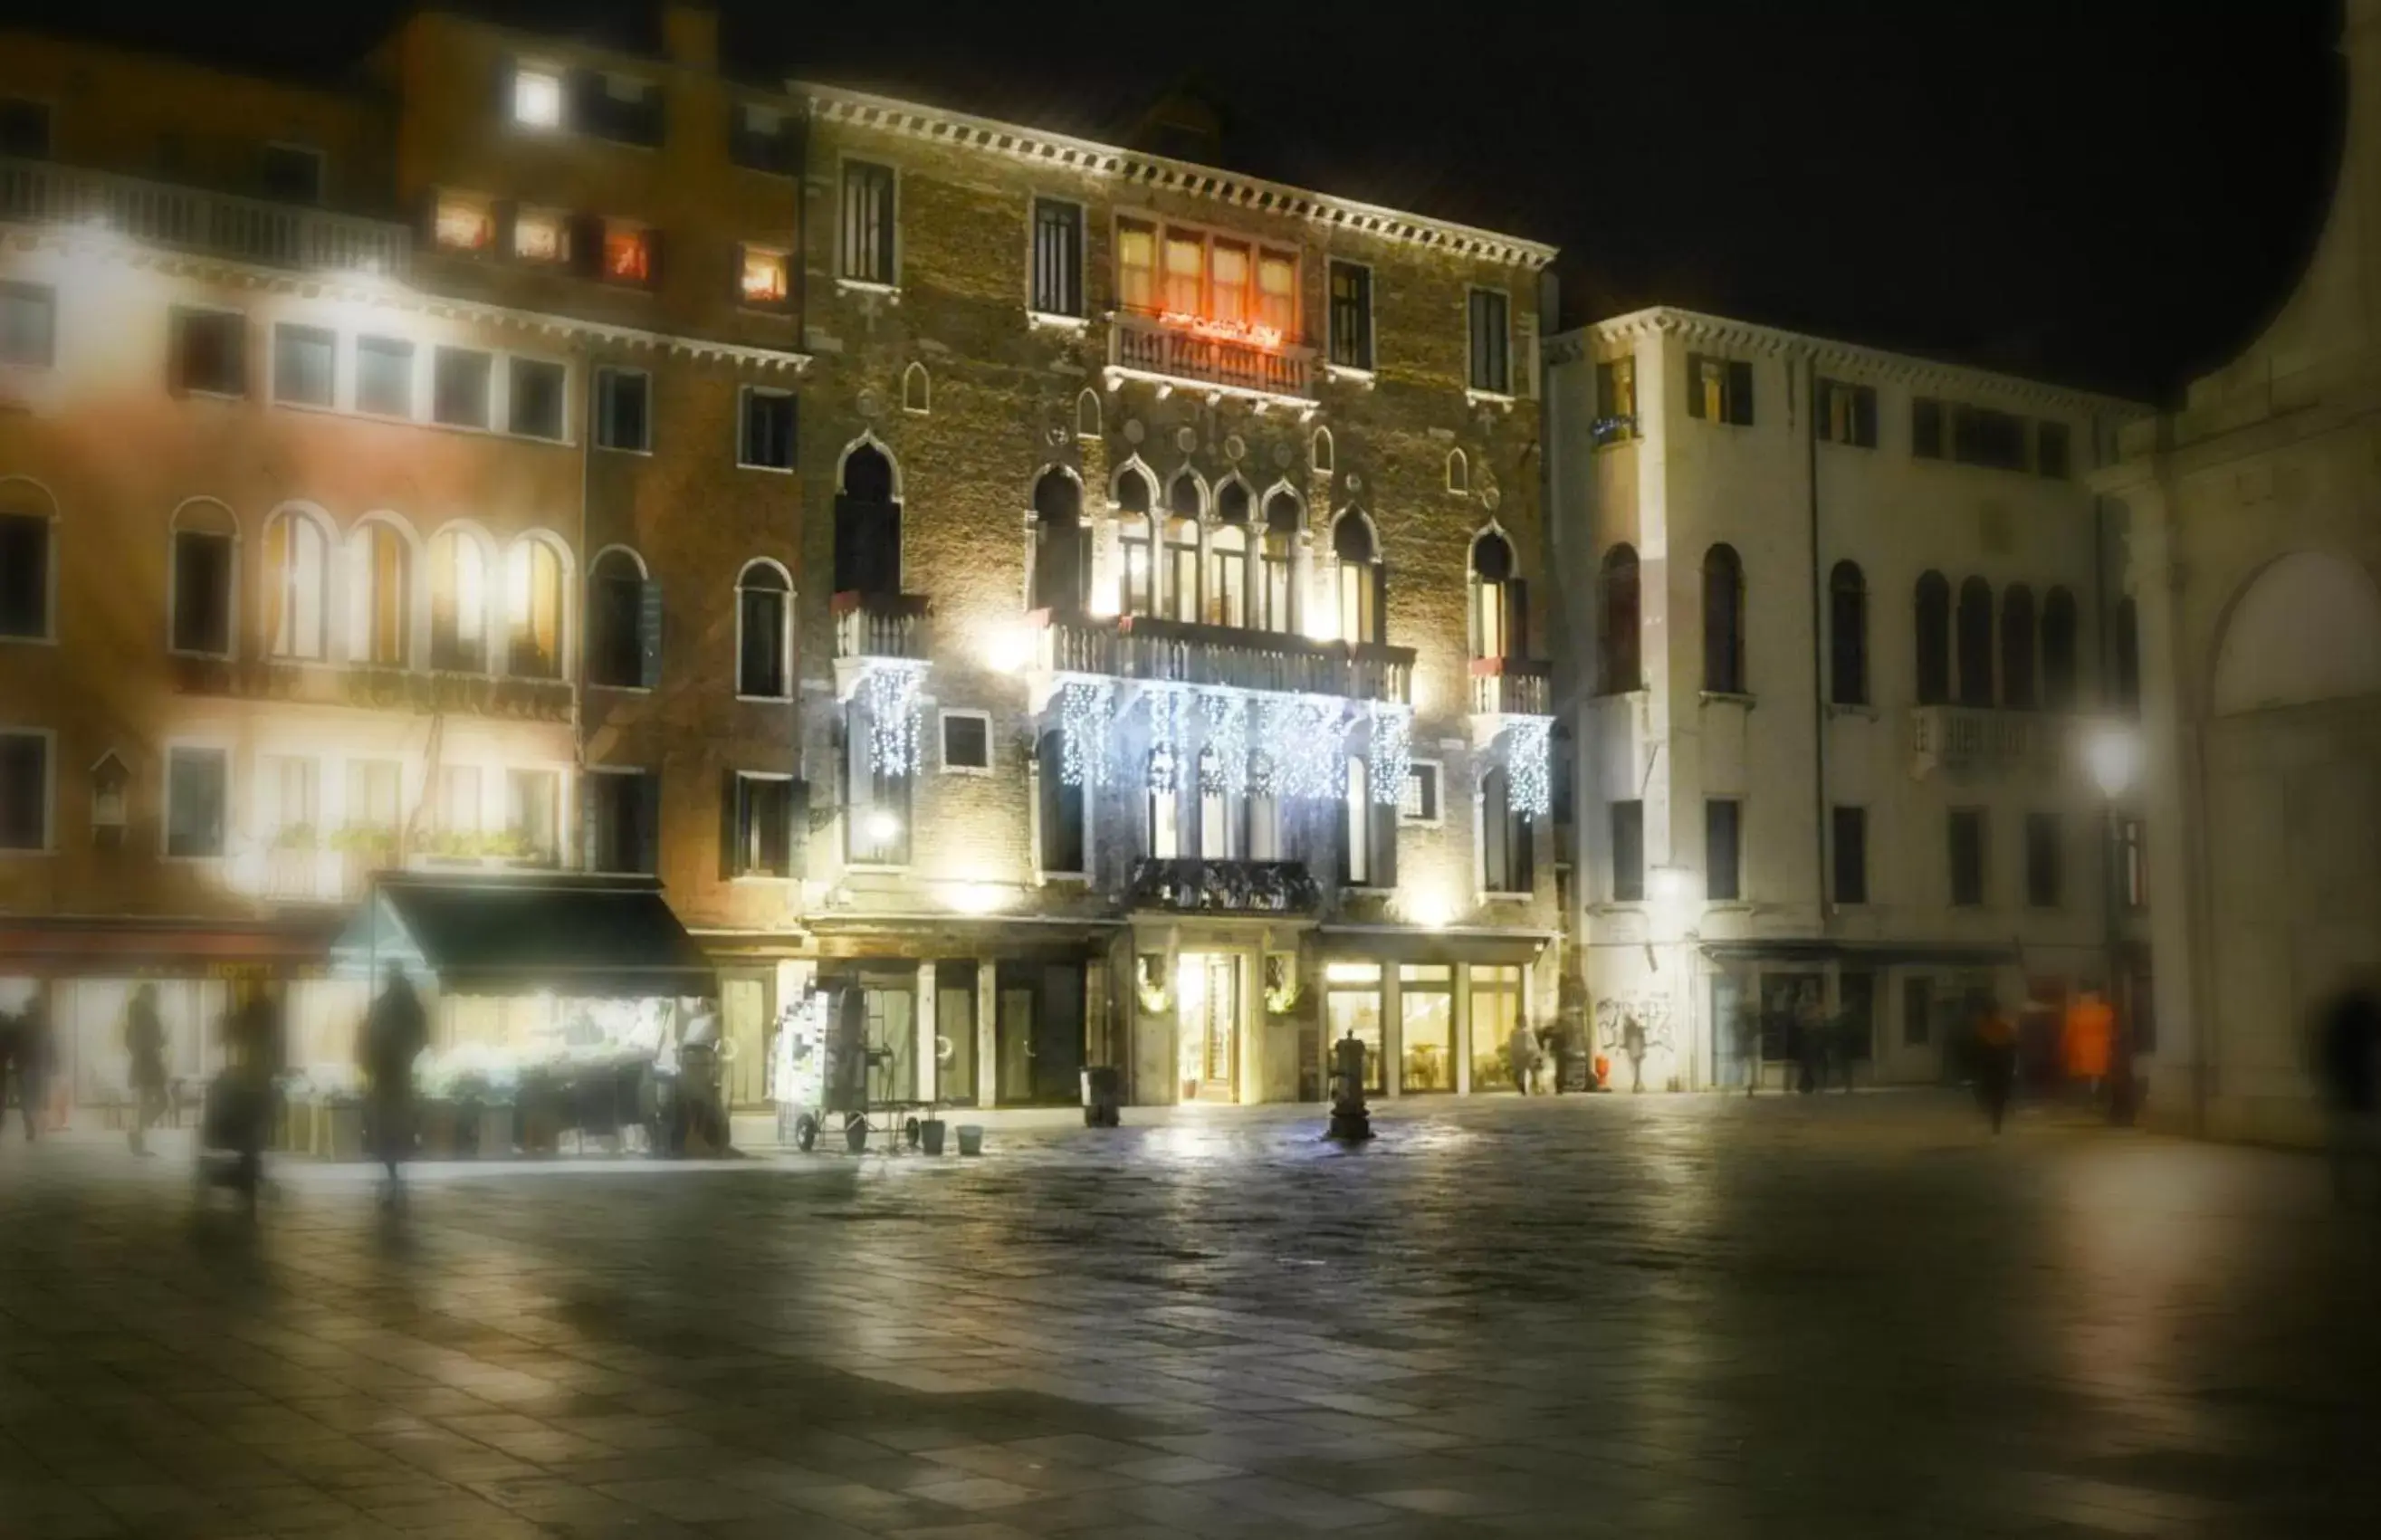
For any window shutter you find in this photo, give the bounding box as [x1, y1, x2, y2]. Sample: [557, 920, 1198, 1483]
[491, 53, 516, 120]
[1727, 360, 1755, 426]
[719, 770, 740, 880]
[1508, 579, 1529, 658]
[1514, 311, 1537, 399]
[1685, 353, 1707, 419]
[785, 778, 809, 877]
[639, 228, 665, 291]
[637, 772, 661, 875]
[637, 579, 664, 688]
[580, 774, 600, 872]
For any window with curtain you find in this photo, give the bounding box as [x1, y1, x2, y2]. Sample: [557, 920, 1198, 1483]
[263, 512, 328, 661]
[359, 523, 409, 667]
[1829, 560, 1868, 704]
[1162, 232, 1202, 315]
[1956, 577, 1995, 706]
[1116, 219, 1156, 313]
[1702, 544, 1745, 693]
[1209, 240, 1249, 325]
[736, 561, 789, 698]
[1915, 570, 1951, 704]
[1599, 545, 1640, 693]
[429, 529, 490, 672]
[2001, 583, 2037, 708]
[506, 540, 563, 679]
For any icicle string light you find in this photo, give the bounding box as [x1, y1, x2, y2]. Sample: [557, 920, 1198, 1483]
[1059, 680, 1115, 788]
[1369, 702, 1412, 808]
[1200, 689, 1249, 797]
[1507, 715, 1553, 818]
[860, 665, 923, 777]
[1270, 695, 1346, 801]
[1146, 686, 1184, 793]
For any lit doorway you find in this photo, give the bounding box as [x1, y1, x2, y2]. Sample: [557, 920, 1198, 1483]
[721, 974, 770, 1108]
[1176, 952, 1240, 1103]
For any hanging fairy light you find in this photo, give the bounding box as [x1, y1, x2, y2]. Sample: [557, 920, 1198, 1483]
[860, 665, 923, 777]
[1507, 715, 1553, 818]
[1146, 686, 1184, 793]
[1272, 695, 1347, 801]
[1059, 679, 1115, 788]
[1369, 702, 1412, 808]
[1200, 689, 1249, 797]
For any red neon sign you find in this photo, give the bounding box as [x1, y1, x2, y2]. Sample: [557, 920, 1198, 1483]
[1159, 311, 1286, 350]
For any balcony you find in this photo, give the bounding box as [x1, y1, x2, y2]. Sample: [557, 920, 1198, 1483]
[1032, 613, 1413, 707]
[832, 591, 931, 662]
[1909, 704, 2061, 780]
[0, 157, 410, 278]
[262, 847, 377, 906]
[1128, 858, 1322, 915]
[1107, 311, 1315, 404]
[167, 656, 573, 723]
[1468, 657, 1552, 747]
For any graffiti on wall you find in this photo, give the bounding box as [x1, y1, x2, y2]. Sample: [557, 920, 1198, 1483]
[1596, 993, 1675, 1093]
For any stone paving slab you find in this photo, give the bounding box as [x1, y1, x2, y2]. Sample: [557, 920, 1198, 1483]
[3, 1093, 2379, 1536]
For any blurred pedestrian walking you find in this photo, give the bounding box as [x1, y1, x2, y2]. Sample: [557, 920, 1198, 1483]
[1508, 1019, 1543, 1095]
[11, 989, 51, 1142]
[2319, 980, 2381, 1207]
[218, 990, 282, 1200]
[126, 983, 168, 1155]
[1975, 1000, 2019, 1134]
[361, 964, 426, 1204]
[1733, 1003, 1762, 1096]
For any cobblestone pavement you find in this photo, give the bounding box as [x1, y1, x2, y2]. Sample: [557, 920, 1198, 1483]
[2, 1093, 2377, 1539]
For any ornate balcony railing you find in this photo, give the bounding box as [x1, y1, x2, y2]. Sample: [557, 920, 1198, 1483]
[0, 157, 410, 278]
[1034, 614, 1412, 706]
[1108, 311, 1315, 402]
[167, 656, 573, 723]
[1909, 704, 2059, 779]
[1469, 657, 1552, 717]
[1128, 858, 1322, 914]
[832, 590, 932, 661]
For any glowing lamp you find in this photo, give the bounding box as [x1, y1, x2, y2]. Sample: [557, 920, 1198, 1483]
[1409, 892, 1455, 930]
[2084, 722, 2138, 800]
[1649, 866, 1696, 904]
[983, 627, 1032, 675]
[865, 808, 902, 843]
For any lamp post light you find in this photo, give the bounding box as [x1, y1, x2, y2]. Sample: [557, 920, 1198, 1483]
[2082, 721, 2139, 1122]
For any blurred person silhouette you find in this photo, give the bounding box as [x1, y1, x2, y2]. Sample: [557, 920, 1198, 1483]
[361, 963, 426, 1204]
[221, 990, 282, 1200]
[1793, 985, 1824, 1095]
[1975, 998, 2019, 1134]
[1733, 1002, 1762, 1096]
[126, 982, 168, 1155]
[2064, 989, 2115, 1104]
[12, 988, 51, 1141]
[2319, 979, 2381, 1207]
[1508, 1017, 1543, 1094]
[678, 996, 729, 1154]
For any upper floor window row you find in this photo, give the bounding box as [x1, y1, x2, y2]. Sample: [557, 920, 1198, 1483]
[434, 191, 664, 291]
[1913, 397, 2073, 479]
[507, 60, 663, 148]
[1686, 351, 1755, 426]
[1117, 217, 1298, 343]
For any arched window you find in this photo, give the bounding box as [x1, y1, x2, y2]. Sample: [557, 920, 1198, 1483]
[1702, 543, 1745, 693]
[169, 499, 238, 658]
[429, 527, 492, 673]
[1828, 560, 1868, 705]
[1206, 524, 1246, 627]
[2042, 587, 2079, 710]
[1471, 531, 1518, 660]
[1258, 490, 1299, 633]
[263, 508, 330, 662]
[1956, 577, 1994, 706]
[2114, 595, 2141, 711]
[353, 519, 411, 668]
[1116, 464, 1153, 616]
[506, 539, 565, 679]
[588, 549, 650, 689]
[1333, 512, 1382, 645]
[1164, 516, 1200, 623]
[1915, 570, 1950, 704]
[1029, 470, 1086, 615]
[1599, 544, 1640, 693]
[1075, 388, 1101, 440]
[1446, 448, 1468, 494]
[1343, 753, 1372, 885]
[1216, 480, 1250, 527]
[2000, 582, 2037, 708]
[901, 361, 930, 415]
[735, 560, 790, 699]
[833, 442, 901, 595]
[1312, 426, 1334, 474]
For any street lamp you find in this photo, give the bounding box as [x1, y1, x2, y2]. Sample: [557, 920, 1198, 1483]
[2084, 720, 2138, 803]
[2081, 720, 2138, 1121]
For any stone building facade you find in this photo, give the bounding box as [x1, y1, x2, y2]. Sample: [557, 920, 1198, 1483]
[1544, 309, 2148, 1092]
[2103, 0, 2381, 1144]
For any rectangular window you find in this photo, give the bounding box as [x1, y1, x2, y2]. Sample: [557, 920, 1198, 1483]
[173, 309, 245, 396]
[602, 221, 654, 285]
[0, 282, 55, 368]
[434, 191, 494, 253]
[738, 387, 795, 470]
[594, 367, 650, 452]
[1685, 352, 1755, 426]
[582, 73, 663, 147]
[346, 759, 401, 835]
[258, 143, 322, 205]
[2024, 811, 2061, 908]
[1340, 756, 1394, 887]
[1328, 261, 1372, 370]
[732, 774, 792, 876]
[166, 746, 228, 859]
[840, 160, 896, 284]
[511, 64, 563, 128]
[271, 323, 335, 407]
[1832, 806, 1868, 905]
[512, 206, 569, 264]
[740, 244, 789, 307]
[1256, 251, 1296, 338]
[729, 102, 795, 175]
[588, 770, 658, 875]
[1400, 761, 1440, 823]
[1038, 730, 1085, 873]
[432, 347, 492, 428]
[0, 512, 52, 639]
[1594, 357, 1637, 442]
[1116, 219, 1156, 313]
[0, 732, 47, 851]
[505, 768, 561, 864]
[940, 711, 990, 773]
[737, 577, 788, 699]
[1912, 396, 1946, 458]
[1162, 232, 1203, 316]
[357, 336, 415, 417]
[440, 765, 483, 835]
[2120, 816, 2147, 910]
[259, 753, 317, 841]
[1952, 405, 2030, 471]
[1949, 808, 1986, 907]
[1468, 289, 1511, 394]
[1817, 378, 1878, 446]
[1209, 240, 1249, 327]
[0, 98, 51, 158]
[1031, 198, 1085, 318]
[171, 531, 234, 655]
[1611, 799, 1645, 902]
[1705, 798, 1741, 901]
[2037, 420, 2072, 479]
[508, 357, 566, 440]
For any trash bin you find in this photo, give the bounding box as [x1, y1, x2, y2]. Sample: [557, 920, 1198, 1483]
[957, 1124, 985, 1156]
[1080, 1066, 1121, 1128]
[920, 1118, 946, 1155]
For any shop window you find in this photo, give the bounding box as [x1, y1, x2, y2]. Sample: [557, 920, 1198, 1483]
[1032, 198, 1084, 318]
[1686, 351, 1754, 425]
[1833, 806, 1868, 904]
[588, 770, 658, 875]
[512, 206, 569, 264]
[940, 711, 990, 774]
[170, 525, 234, 658]
[429, 528, 492, 672]
[434, 191, 494, 253]
[1399, 964, 1453, 1093]
[272, 324, 335, 407]
[739, 387, 795, 471]
[741, 244, 789, 308]
[165, 745, 228, 858]
[357, 336, 415, 417]
[172, 309, 245, 396]
[1830, 560, 1869, 704]
[1818, 378, 1878, 446]
[1325, 961, 1386, 1095]
[1328, 261, 1372, 370]
[588, 549, 657, 689]
[1916, 569, 1951, 704]
[1706, 798, 1741, 901]
[0, 281, 54, 368]
[840, 160, 896, 284]
[1468, 963, 1524, 1093]
[0, 507, 52, 639]
[0, 731, 48, 851]
[509, 357, 566, 441]
[2024, 811, 2061, 908]
[505, 540, 564, 679]
[595, 367, 649, 452]
[1609, 797, 1643, 902]
[262, 509, 329, 661]
[1948, 808, 1986, 907]
[1599, 544, 1640, 693]
[1702, 543, 1745, 693]
[735, 560, 789, 699]
[833, 444, 902, 595]
[1956, 577, 1995, 706]
[432, 347, 492, 428]
[730, 772, 793, 877]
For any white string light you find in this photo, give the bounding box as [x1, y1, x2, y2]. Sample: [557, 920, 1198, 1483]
[1200, 689, 1249, 797]
[1369, 702, 1412, 808]
[1059, 679, 1115, 788]
[1272, 695, 1347, 801]
[860, 665, 923, 777]
[1507, 715, 1553, 818]
[1146, 686, 1184, 793]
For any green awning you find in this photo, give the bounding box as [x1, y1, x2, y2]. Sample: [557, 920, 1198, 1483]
[333, 872, 718, 997]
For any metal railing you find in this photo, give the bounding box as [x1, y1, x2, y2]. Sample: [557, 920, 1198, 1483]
[0, 157, 410, 278]
[1469, 657, 1553, 716]
[831, 591, 932, 661]
[1110, 311, 1315, 400]
[1036, 614, 1412, 706]
[1127, 857, 1322, 914]
[165, 655, 574, 722]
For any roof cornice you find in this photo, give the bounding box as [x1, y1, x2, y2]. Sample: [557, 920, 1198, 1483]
[795, 82, 1558, 272]
[1558, 306, 2147, 416]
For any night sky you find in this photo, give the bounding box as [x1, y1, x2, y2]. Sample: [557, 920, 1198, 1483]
[14, 0, 2343, 401]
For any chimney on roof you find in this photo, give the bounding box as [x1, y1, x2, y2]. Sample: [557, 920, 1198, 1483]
[662, 2, 719, 72]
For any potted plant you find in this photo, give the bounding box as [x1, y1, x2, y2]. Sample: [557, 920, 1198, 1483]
[272, 822, 319, 853]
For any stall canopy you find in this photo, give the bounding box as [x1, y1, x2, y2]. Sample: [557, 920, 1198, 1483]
[334, 872, 718, 997]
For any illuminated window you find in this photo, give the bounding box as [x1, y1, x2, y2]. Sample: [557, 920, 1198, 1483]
[741, 244, 789, 306]
[603, 221, 653, 285]
[1333, 513, 1381, 646]
[505, 769, 560, 864]
[165, 747, 227, 859]
[512, 65, 563, 129]
[1686, 351, 1755, 426]
[1162, 232, 1202, 316]
[506, 540, 564, 680]
[1258, 491, 1297, 634]
[429, 529, 491, 673]
[839, 161, 896, 284]
[346, 759, 400, 837]
[0, 281, 55, 368]
[1118, 517, 1152, 617]
[272, 324, 335, 407]
[1471, 531, 1517, 660]
[1205, 524, 1246, 628]
[0, 731, 48, 852]
[1163, 517, 1200, 624]
[1257, 251, 1296, 338]
[434, 191, 493, 253]
[1594, 356, 1636, 441]
[432, 347, 491, 428]
[356, 523, 409, 667]
[594, 368, 649, 452]
[1198, 747, 1238, 860]
[1209, 241, 1249, 326]
[1146, 751, 1181, 861]
[508, 357, 566, 441]
[513, 206, 569, 264]
[263, 511, 329, 661]
[440, 765, 483, 836]
[1818, 378, 1878, 446]
[262, 755, 318, 844]
[1116, 219, 1156, 313]
[357, 336, 414, 417]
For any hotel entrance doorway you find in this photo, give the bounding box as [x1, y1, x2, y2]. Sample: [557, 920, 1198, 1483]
[1176, 952, 1240, 1103]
